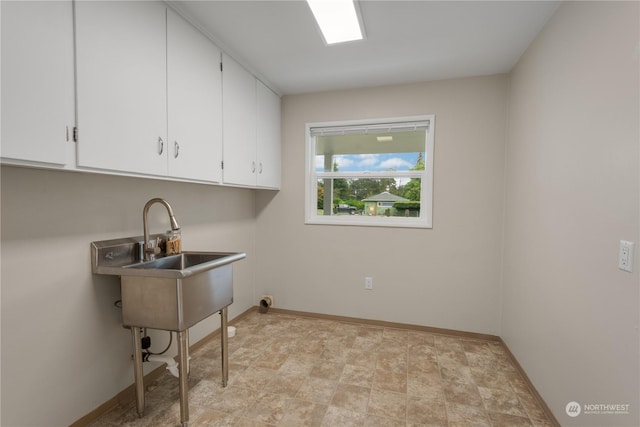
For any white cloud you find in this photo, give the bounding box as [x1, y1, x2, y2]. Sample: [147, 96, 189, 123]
[379, 157, 412, 170]
[335, 155, 354, 169]
[356, 154, 379, 168]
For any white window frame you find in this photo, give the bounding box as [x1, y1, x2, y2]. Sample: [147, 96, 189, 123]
[305, 115, 435, 228]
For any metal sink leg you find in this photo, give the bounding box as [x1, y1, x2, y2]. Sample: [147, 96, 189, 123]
[131, 327, 145, 417]
[178, 330, 189, 426]
[221, 307, 228, 386]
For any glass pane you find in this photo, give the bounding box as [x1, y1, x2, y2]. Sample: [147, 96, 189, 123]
[316, 177, 422, 217]
[315, 129, 426, 173]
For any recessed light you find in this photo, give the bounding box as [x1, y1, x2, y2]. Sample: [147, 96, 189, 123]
[377, 136, 393, 142]
[306, 0, 364, 45]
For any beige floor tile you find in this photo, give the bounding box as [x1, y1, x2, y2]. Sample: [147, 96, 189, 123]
[406, 394, 447, 425]
[278, 398, 327, 427]
[367, 388, 407, 421]
[231, 416, 274, 427]
[231, 366, 277, 390]
[488, 411, 534, 426]
[207, 386, 261, 416]
[88, 312, 553, 427]
[461, 340, 495, 357]
[192, 408, 236, 427]
[470, 366, 513, 392]
[251, 351, 289, 370]
[296, 376, 338, 404]
[478, 386, 528, 417]
[242, 392, 289, 425]
[437, 349, 469, 367]
[434, 335, 465, 352]
[330, 383, 371, 413]
[279, 354, 317, 376]
[516, 392, 549, 421]
[321, 406, 366, 427]
[262, 372, 305, 397]
[372, 368, 407, 393]
[442, 381, 484, 408]
[446, 401, 491, 426]
[407, 373, 445, 400]
[310, 359, 345, 380]
[345, 348, 378, 368]
[466, 352, 500, 371]
[363, 413, 407, 427]
[357, 326, 384, 340]
[340, 363, 375, 387]
[376, 351, 408, 373]
[352, 335, 383, 352]
[408, 330, 436, 346]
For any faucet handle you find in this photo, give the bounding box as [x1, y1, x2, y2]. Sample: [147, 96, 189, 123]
[143, 238, 162, 260]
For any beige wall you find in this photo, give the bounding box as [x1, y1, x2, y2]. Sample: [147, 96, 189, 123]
[0, 166, 257, 426]
[502, 1, 639, 425]
[256, 75, 508, 335]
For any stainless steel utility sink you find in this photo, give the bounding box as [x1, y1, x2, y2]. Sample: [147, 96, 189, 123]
[120, 250, 246, 330]
[91, 235, 246, 425]
[121, 255, 236, 332]
[91, 238, 246, 331]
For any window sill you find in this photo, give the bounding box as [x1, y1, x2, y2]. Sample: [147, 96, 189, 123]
[305, 215, 432, 229]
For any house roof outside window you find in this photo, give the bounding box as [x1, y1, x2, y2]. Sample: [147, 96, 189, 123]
[361, 191, 410, 203]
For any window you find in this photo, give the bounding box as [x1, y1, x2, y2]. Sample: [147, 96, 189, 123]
[305, 115, 434, 228]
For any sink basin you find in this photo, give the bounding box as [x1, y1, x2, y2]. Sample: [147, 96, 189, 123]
[122, 251, 246, 279]
[127, 252, 228, 270]
[121, 260, 235, 331]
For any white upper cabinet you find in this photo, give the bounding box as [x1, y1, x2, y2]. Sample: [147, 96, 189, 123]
[256, 81, 281, 189]
[1, 0, 75, 166]
[5, 0, 277, 187]
[222, 53, 257, 187]
[75, 0, 168, 176]
[167, 9, 222, 183]
[222, 54, 281, 189]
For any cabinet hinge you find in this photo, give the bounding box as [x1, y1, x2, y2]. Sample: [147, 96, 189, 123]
[73, 127, 79, 142]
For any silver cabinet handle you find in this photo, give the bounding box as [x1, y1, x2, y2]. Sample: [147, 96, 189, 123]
[158, 137, 164, 155]
[251, 161, 256, 173]
[258, 162, 263, 174]
[174, 141, 180, 158]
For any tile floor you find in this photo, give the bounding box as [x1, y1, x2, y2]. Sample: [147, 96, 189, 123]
[89, 311, 553, 426]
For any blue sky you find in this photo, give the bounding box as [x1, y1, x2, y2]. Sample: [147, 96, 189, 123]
[316, 152, 423, 172]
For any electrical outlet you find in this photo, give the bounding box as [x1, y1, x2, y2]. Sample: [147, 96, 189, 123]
[365, 277, 373, 290]
[619, 240, 634, 272]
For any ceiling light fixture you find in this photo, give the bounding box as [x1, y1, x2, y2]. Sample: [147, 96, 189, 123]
[376, 136, 393, 142]
[306, 0, 364, 45]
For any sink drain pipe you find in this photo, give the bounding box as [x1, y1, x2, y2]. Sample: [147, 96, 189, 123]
[259, 296, 272, 313]
[146, 354, 180, 377]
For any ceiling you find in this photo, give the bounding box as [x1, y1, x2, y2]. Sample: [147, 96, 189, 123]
[170, 1, 560, 95]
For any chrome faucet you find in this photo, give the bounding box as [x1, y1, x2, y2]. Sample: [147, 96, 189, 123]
[142, 198, 181, 261]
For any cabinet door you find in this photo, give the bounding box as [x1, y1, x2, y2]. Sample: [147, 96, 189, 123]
[167, 9, 222, 182]
[222, 54, 257, 186]
[1, 0, 74, 165]
[75, 0, 167, 176]
[256, 81, 281, 189]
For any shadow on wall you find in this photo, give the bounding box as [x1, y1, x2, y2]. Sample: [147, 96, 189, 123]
[0, 165, 257, 241]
